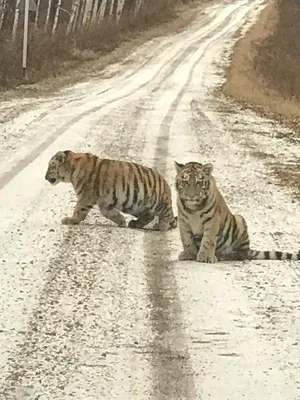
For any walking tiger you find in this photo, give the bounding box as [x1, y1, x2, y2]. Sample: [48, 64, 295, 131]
[45, 150, 177, 231]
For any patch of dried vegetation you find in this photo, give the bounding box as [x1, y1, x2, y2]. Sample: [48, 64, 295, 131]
[0, 0, 212, 101]
[222, 0, 300, 132]
[222, 0, 300, 200]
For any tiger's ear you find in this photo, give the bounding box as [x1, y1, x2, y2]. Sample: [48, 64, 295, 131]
[174, 161, 184, 174]
[202, 163, 213, 176]
[56, 150, 70, 162]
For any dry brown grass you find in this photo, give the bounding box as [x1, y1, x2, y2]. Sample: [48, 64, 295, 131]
[223, 0, 300, 199]
[0, 0, 212, 100]
[258, 0, 300, 102]
[222, 0, 300, 131]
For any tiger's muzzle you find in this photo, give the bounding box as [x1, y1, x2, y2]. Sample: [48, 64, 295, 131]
[45, 172, 57, 185]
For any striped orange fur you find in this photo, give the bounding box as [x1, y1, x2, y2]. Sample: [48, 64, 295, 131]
[175, 161, 300, 262]
[45, 150, 177, 231]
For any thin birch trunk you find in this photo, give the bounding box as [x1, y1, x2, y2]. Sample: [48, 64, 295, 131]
[90, 0, 100, 25]
[72, 0, 81, 32]
[116, 0, 125, 22]
[52, 0, 61, 33]
[134, 0, 143, 17]
[98, 0, 107, 20]
[86, 0, 95, 26]
[82, 0, 92, 26]
[12, 0, 21, 42]
[44, 0, 53, 32]
[34, 0, 41, 28]
[77, 0, 86, 28]
[66, 0, 80, 34]
[108, 0, 115, 16]
[0, 0, 7, 30]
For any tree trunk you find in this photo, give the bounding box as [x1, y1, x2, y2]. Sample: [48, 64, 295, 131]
[98, 0, 107, 20]
[90, 0, 100, 24]
[52, 0, 61, 33]
[134, 0, 143, 17]
[78, 0, 86, 28]
[34, 0, 41, 28]
[81, 0, 93, 26]
[66, 0, 80, 34]
[72, 0, 81, 32]
[12, 0, 21, 42]
[44, 0, 53, 32]
[116, 0, 126, 22]
[0, 0, 7, 30]
[108, 0, 115, 16]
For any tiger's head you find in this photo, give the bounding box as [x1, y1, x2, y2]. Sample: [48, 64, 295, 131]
[174, 161, 213, 203]
[45, 150, 72, 185]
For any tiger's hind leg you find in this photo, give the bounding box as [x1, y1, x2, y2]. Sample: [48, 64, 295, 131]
[99, 206, 126, 227]
[218, 251, 249, 261]
[225, 218, 250, 261]
[128, 211, 154, 229]
[153, 208, 177, 232]
[153, 216, 173, 232]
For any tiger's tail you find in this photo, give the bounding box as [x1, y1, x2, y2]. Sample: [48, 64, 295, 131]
[247, 249, 300, 261]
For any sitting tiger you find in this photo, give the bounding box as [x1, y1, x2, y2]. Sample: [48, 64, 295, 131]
[45, 150, 177, 231]
[175, 161, 300, 262]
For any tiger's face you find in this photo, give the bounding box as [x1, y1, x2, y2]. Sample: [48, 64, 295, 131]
[175, 161, 213, 203]
[45, 150, 72, 185]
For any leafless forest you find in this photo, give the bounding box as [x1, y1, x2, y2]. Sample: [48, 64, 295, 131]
[0, 0, 147, 37]
[0, 0, 190, 90]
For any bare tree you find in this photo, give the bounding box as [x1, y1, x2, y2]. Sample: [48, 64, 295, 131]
[108, 0, 115, 16]
[71, 0, 82, 32]
[90, 0, 100, 25]
[116, 0, 126, 22]
[0, 0, 7, 30]
[34, 0, 41, 28]
[44, 0, 53, 32]
[98, 0, 107, 20]
[66, 0, 80, 34]
[134, 0, 143, 17]
[76, 0, 86, 28]
[52, 0, 61, 33]
[12, 0, 21, 41]
[81, 0, 93, 26]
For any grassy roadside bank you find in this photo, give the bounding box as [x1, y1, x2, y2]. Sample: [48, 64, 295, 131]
[0, 0, 212, 101]
[222, 0, 300, 132]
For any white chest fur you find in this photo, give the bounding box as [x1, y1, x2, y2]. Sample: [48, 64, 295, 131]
[186, 212, 204, 235]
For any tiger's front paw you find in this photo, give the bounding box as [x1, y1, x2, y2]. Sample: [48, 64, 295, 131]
[196, 250, 217, 264]
[178, 251, 197, 261]
[153, 222, 169, 232]
[61, 217, 80, 225]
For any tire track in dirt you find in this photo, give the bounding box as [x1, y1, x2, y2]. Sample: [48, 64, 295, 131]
[142, 5, 252, 397]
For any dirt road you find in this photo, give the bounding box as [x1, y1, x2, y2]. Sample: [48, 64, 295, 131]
[1, 1, 300, 399]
